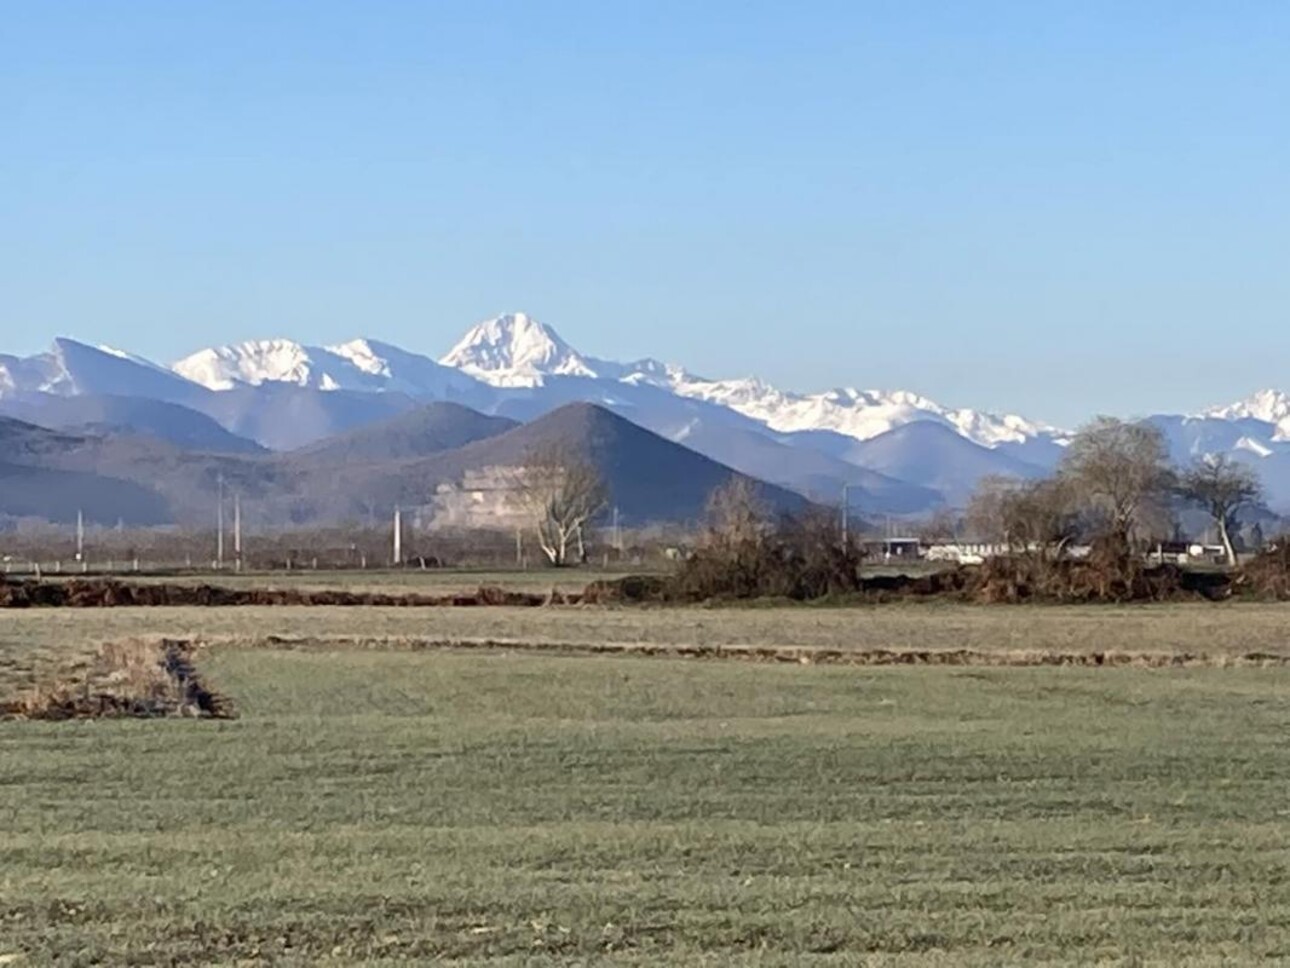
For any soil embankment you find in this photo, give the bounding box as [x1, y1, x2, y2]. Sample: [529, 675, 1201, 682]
[0, 578, 557, 608]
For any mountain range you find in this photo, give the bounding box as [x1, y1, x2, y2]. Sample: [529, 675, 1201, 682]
[0, 402, 808, 529]
[3, 313, 1290, 524]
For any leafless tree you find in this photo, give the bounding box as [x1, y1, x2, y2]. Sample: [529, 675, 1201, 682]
[1013, 477, 1081, 560]
[965, 476, 1014, 548]
[1178, 454, 1262, 566]
[916, 507, 961, 546]
[1058, 417, 1173, 550]
[702, 476, 770, 550]
[966, 475, 1080, 559]
[517, 448, 608, 566]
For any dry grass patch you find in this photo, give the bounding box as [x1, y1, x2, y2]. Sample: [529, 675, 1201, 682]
[0, 638, 234, 721]
[6, 603, 1290, 674]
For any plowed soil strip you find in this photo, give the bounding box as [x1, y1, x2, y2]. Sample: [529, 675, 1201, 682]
[234, 636, 1290, 668]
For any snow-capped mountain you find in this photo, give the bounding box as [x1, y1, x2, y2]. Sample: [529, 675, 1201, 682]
[329, 338, 482, 396]
[9, 314, 1290, 512]
[1201, 390, 1290, 441]
[173, 337, 477, 397]
[439, 312, 603, 386]
[437, 312, 682, 389]
[149, 313, 1075, 506]
[173, 339, 385, 392]
[434, 313, 1059, 448]
[659, 377, 1060, 448]
[0, 338, 200, 401]
[161, 313, 1063, 450]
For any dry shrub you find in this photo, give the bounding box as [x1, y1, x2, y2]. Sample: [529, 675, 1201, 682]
[0, 639, 234, 720]
[668, 509, 864, 602]
[1236, 538, 1290, 599]
[592, 538, 1233, 606]
[581, 574, 673, 604]
[471, 586, 549, 607]
[963, 544, 1227, 604]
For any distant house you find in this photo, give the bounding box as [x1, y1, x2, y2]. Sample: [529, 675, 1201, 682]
[1148, 541, 1227, 565]
[861, 537, 922, 561]
[923, 542, 1093, 564]
[925, 541, 1007, 564]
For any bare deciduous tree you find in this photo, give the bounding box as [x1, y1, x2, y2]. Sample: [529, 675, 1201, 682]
[965, 475, 1015, 548]
[1178, 454, 1262, 566]
[517, 448, 608, 566]
[1012, 477, 1081, 561]
[676, 479, 863, 600]
[1058, 417, 1173, 549]
[966, 475, 1079, 559]
[916, 507, 961, 546]
[703, 476, 769, 549]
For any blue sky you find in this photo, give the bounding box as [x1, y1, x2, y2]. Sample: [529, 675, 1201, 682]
[3, 1, 1288, 426]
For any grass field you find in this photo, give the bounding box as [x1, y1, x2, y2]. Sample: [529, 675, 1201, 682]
[2, 603, 1289, 964]
[3, 601, 1290, 696]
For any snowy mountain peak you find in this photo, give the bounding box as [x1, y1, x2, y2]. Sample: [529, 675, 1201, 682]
[172, 336, 479, 397]
[325, 337, 479, 395]
[1201, 389, 1290, 443]
[1203, 389, 1290, 425]
[439, 313, 599, 386]
[0, 338, 197, 399]
[173, 339, 326, 391]
[94, 343, 171, 372]
[656, 370, 1061, 448]
[326, 338, 397, 378]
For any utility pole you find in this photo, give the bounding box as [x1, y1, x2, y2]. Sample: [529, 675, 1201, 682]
[233, 493, 242, 572]
[612, 506, 621, 552]
[75, 509, 84, 563]
[216, 474, 225, 569]
[392, 507, 402, 566]
[840, 485, 853, 546]
[515, 527, 523, 566]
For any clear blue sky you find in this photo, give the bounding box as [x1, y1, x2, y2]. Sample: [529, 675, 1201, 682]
[4, 1, 1288, 426]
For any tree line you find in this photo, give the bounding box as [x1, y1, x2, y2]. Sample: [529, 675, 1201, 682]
[962, 417, 1262, 566]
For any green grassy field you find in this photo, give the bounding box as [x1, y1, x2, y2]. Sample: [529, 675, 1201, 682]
[2, 627, 1289, 965]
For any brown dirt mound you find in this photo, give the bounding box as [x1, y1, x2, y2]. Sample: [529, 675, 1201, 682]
[0, 639, 236, 720]
[0, 578, 553, 609]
